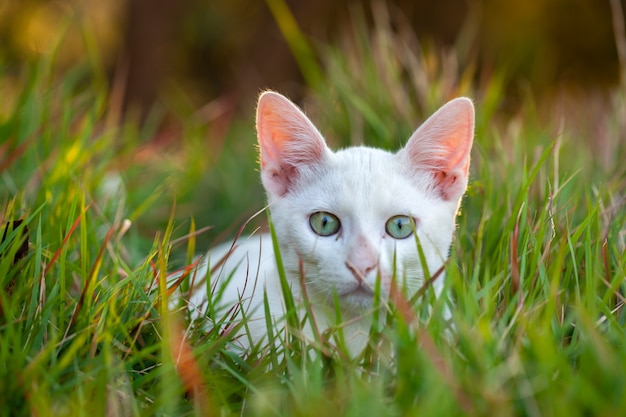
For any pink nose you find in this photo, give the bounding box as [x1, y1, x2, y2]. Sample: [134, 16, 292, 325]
[345, 261, 376, 283]
[345, 234, 379, 282]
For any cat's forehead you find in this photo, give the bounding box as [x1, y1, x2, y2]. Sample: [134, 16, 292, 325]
[333, 146, 396, 170]
[304, 146, 430, 213]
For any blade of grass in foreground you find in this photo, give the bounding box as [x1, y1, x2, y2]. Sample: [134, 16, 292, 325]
[268, 214, 301, 351]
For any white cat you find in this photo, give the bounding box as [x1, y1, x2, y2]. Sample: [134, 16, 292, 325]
[183, 91, 474, 355]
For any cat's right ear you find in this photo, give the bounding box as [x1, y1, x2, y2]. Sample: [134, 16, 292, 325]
[256, 91, 328, 197]
[400, 97, 475, 201]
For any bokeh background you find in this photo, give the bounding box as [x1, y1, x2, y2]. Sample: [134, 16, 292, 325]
[1, 0, 623, 114]
[1, 0, 625, 253]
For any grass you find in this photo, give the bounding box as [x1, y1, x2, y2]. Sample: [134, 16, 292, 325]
[2, 5, 626, 416]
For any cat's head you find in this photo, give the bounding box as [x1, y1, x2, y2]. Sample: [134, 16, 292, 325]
[256, 91, 474, 314]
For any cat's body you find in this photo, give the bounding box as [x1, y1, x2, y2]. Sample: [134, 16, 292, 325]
[184, 92, 474, 355]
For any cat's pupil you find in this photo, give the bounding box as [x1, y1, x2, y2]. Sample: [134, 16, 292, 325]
[386, 215, 414, 239]
[309, 211, 341, 236]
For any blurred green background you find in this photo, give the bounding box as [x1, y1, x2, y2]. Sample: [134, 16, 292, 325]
[1, 0, 622, 109]
[1, 0, 624, 254]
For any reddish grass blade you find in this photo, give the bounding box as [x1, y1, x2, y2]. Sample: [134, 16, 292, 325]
[389, 281, 473, 415]
[43, 204, 91, 278]
[0, 136, 36, 174]
[63, 220, 116, 341]
[167, 317, 214, 416]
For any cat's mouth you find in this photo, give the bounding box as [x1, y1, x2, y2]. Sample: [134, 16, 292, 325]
[340, 283, 374, 310]
[343, 284, 373, 297]
[340, 283, 376, 307]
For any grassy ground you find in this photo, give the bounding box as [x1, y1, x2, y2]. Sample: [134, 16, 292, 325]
[2, 9, 626, 417]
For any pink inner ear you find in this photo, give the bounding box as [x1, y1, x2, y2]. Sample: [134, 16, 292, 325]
[438, 114, 473, 175]
[256, 91, 327, 197]
[403, 97, 475, 200]
[432, 169, 466, 201]
[257, 111, 293, 169]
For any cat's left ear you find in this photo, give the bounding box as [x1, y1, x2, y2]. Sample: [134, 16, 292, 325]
[256, 91, 329, 198]
[400, 98, 475, 201]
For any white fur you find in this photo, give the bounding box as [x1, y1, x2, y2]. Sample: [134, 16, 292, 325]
[184, 92, 474, 356]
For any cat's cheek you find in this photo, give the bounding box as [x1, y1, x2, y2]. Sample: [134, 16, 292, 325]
[378, 272, 394, 296]
[389, 243, 430, 287]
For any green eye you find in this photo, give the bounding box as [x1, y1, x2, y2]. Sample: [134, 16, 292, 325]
[385, 215, 415, 239]
[309, 212, 341, 236]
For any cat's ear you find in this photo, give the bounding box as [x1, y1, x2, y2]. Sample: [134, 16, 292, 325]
[400, 98, 474, 201]
[256, 91, 328, 197]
